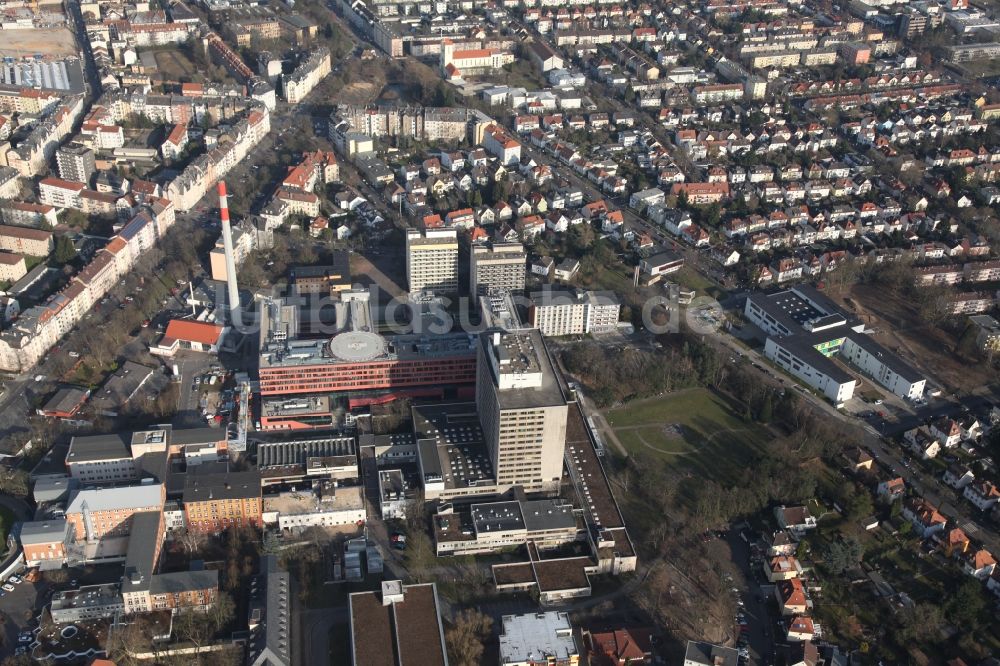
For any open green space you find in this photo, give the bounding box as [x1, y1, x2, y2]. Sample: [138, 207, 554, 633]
[674, 265, 724, 298]
[606, 388, 771, 483]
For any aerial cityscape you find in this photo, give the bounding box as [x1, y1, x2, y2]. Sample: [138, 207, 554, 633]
[0, 0, 997, 662]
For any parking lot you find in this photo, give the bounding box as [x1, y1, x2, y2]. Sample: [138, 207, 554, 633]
[172, 354, 229, 428]
[0, 563, 126, 658]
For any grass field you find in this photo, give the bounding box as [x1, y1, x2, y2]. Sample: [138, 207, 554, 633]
[674, 266, 724, 299]
[606, 388, 771, 483]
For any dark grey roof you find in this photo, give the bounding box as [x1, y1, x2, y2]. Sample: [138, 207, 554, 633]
[472, 501, 524, 533]
[90, 361, 154, 412]
[121, 511, 162, 594]
[137, 450, 169, 484]
[42, 387, 89, 415]
[247, 555, 291, 666]
[412, 403, 494, 490]
[771, 332, 854, 384]
[257, 437, 356, 468]
[845, 331, 923, 382]
[18, 519, 68, 545]
[183, 469, 261, 503]
[66, 433, 131, 463]
[645, 250, 684, 267]
[32, 476, 77, 503]
[520, 500, 576, 533]
[747, 290, 823, 332]
[291, 251, 349, 280]
[684, 641, 739, 666]
[149, 569, 218, 595]
[170, 427, 227, 446]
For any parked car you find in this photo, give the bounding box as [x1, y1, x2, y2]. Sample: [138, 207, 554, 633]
[2, 583, 14, 591]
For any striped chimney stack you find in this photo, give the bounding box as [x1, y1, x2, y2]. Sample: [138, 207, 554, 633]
[218, 181, 240, 325]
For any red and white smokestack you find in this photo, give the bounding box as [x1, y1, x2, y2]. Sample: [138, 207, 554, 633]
[218, 181, 230, 223]
[217, 180, 241, 327]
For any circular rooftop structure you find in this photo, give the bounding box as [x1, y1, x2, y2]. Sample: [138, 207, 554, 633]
[328, 330, 387, 363]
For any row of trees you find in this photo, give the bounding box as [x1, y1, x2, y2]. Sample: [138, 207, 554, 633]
[562, 335, 725, 407]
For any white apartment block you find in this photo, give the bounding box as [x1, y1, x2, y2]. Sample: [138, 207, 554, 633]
[161, 124, 189, 160]
[406, 227, 458, 294]
[745, 286, 924, 404]
[0, 201, 59, 227]
[283, 47, 331, 104]
[484, 125, 521, 165]
[39, 177, 84, 209]
[529, 289, 621, 337]
[839, 336, 926, 400]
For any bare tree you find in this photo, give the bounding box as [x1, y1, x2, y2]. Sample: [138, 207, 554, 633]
[177, 529, 205, 555]
[445, 609, 493, 666]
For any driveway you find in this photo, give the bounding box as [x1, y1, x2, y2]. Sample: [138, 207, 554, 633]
[299, 606, 347, 666]
[171, 354, 215, 428]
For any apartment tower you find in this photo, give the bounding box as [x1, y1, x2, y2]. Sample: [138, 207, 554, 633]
[56, 144, 96, 184]
[475, 329, 568, 495]
[470, 242, 527, 296]
[406, 227, 458, 295]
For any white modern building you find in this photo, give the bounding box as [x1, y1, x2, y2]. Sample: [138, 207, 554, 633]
[745, 286, 925, 404]
[262, 486, 366, 531]
[528, 289, 620, 337]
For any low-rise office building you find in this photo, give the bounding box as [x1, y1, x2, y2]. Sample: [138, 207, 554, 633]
[745, 285, 925, 404]
[528, 289, 621, 336]
[500, 611, 579, 666]
[348, 581, 449, 666]
[434, 499, 579, 556]
[263, 484, 366, 531]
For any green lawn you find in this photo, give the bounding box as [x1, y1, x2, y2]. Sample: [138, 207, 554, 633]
[674, 266, 726, 299]
[605, 388, 771, 483]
